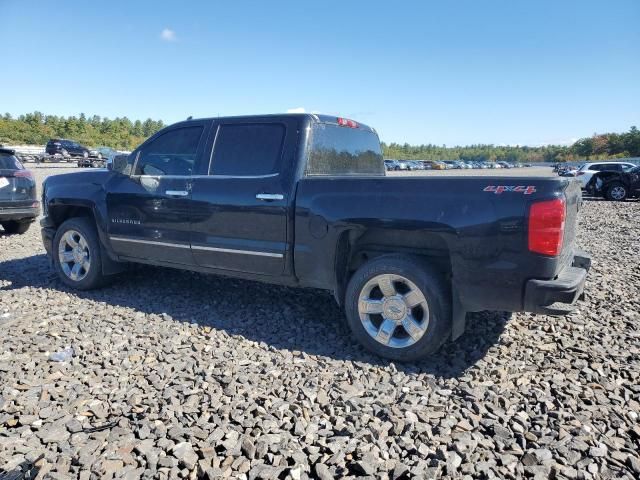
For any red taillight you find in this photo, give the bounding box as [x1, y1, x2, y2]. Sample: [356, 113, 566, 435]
[14, 170, 33, 179]
[337, 117, 358, 128]
[576, 171, 585, 176]
[528, 198, 566, 256]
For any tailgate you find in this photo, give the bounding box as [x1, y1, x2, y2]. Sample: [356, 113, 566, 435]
[0, 170, 35, 204]
[559, 179, 581, 268]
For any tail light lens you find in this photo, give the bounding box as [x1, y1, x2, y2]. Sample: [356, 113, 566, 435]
[528, 198, 566, 256]
[576, 171, 585, 176]
[14, 170, 34, 180]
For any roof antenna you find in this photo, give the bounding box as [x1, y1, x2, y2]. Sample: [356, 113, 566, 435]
[187, 115, 193, 120]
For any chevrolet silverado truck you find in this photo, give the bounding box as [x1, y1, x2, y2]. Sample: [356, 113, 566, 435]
[40, 114, 590, 361]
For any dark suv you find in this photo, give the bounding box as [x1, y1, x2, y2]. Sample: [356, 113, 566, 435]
[0, 148, 39, 234]
[45, 139, 90, 159]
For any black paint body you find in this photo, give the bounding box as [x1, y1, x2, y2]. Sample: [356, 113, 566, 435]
[40, 114, 589, 319]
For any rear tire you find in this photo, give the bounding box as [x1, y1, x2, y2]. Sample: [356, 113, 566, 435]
[606, 182, 627, 201]
[344, 254, 451, 362]
[53, 217, 108, 290]
[1, 221, 31, 235]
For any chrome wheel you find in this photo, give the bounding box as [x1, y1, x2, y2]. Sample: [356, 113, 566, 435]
[58, 230, 91, 281]
[358, 274, 429, 348]
[610, 185, 626, 200]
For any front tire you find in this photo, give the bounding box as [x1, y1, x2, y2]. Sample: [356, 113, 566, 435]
[1, 221, 31, 235]
[53, 217, 107, 290]
[345, 255, 451, 362]
[606, 183, 627, 201]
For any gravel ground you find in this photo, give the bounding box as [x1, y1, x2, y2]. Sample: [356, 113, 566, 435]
[1, 166, 639, 479]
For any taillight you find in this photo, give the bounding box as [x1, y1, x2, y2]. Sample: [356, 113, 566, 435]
[14, 170, 34, 180]
[528, 198, 566, 256]
[337, 117, 358, 128]
[576, 171, 585, 176]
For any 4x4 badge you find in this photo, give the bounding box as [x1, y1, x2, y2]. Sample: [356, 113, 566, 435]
[484, 185, 536, 195]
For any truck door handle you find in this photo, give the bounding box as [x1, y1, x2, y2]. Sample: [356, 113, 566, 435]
[165, 190, 189, 197]
[256, 193, 284, 201]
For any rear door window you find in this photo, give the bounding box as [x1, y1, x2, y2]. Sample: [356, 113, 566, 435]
[209, 123, 285, 176]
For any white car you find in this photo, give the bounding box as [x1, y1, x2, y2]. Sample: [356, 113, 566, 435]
[575, 162, 637, 188]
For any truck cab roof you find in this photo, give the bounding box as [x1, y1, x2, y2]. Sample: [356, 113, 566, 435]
[176, 113, 376, 133]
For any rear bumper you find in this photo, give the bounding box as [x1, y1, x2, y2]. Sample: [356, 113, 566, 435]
[523, 250, 591, 315]
[0, 205, 39, 222]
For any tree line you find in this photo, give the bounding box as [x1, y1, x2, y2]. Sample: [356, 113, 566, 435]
[383, 126, 640, 163]
[1, 112, 638, 162]
[0, 112, 165, 151]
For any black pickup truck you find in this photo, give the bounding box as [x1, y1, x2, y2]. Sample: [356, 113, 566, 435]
[40, 114, 590, 361]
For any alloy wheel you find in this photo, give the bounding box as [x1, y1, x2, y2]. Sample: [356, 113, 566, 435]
[358, 273, 429, 348]
[58, 230, 91, 281]
[611, 186, 626, 200]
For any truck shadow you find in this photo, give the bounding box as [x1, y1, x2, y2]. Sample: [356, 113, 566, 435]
[0, 254, 509, 378]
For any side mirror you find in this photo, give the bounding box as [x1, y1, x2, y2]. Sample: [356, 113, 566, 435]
[110, 154, 130, 175]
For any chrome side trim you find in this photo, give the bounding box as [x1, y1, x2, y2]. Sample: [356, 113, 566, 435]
[191, 245, 283, 258]
[110, 235, 284, 258]
[109, 236, 191, 249]
[129, 173, 279, 179]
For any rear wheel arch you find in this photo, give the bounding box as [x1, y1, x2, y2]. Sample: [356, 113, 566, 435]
[333, 228, 453, 307]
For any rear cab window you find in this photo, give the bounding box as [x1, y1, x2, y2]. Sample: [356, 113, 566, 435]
[306, 121, 384, 176]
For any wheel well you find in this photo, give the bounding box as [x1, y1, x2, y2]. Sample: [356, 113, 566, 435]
[49, 205, 95, 228]
[334, 228, 452, 306]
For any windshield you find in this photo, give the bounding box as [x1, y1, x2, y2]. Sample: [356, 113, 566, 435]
[307, 123, 384, 176]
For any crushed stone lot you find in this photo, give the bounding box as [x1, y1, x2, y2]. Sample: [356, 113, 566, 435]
[1, 166, 639, 479]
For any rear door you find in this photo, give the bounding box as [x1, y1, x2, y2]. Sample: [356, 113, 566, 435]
[106, 122, 211, 265]
[189, 117, 298, 275]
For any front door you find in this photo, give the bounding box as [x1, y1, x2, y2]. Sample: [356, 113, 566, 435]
[106, 122, 210, 265]
[190, 118, 297, 276]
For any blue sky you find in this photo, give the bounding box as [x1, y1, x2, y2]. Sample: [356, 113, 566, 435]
[1, 0, 638, 146]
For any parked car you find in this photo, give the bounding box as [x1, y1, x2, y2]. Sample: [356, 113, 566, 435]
[573, 161, 637, 189]
[585, 164, 640, 200]
[45, 139, 91, 159]
[384, 160, 400, 171]
[90, 146, 118, 161]
[40, 113, 590, 361]
[79, 147, 118, 168]
[408, 160, 424, 170]
[0, 148, 39, 234]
